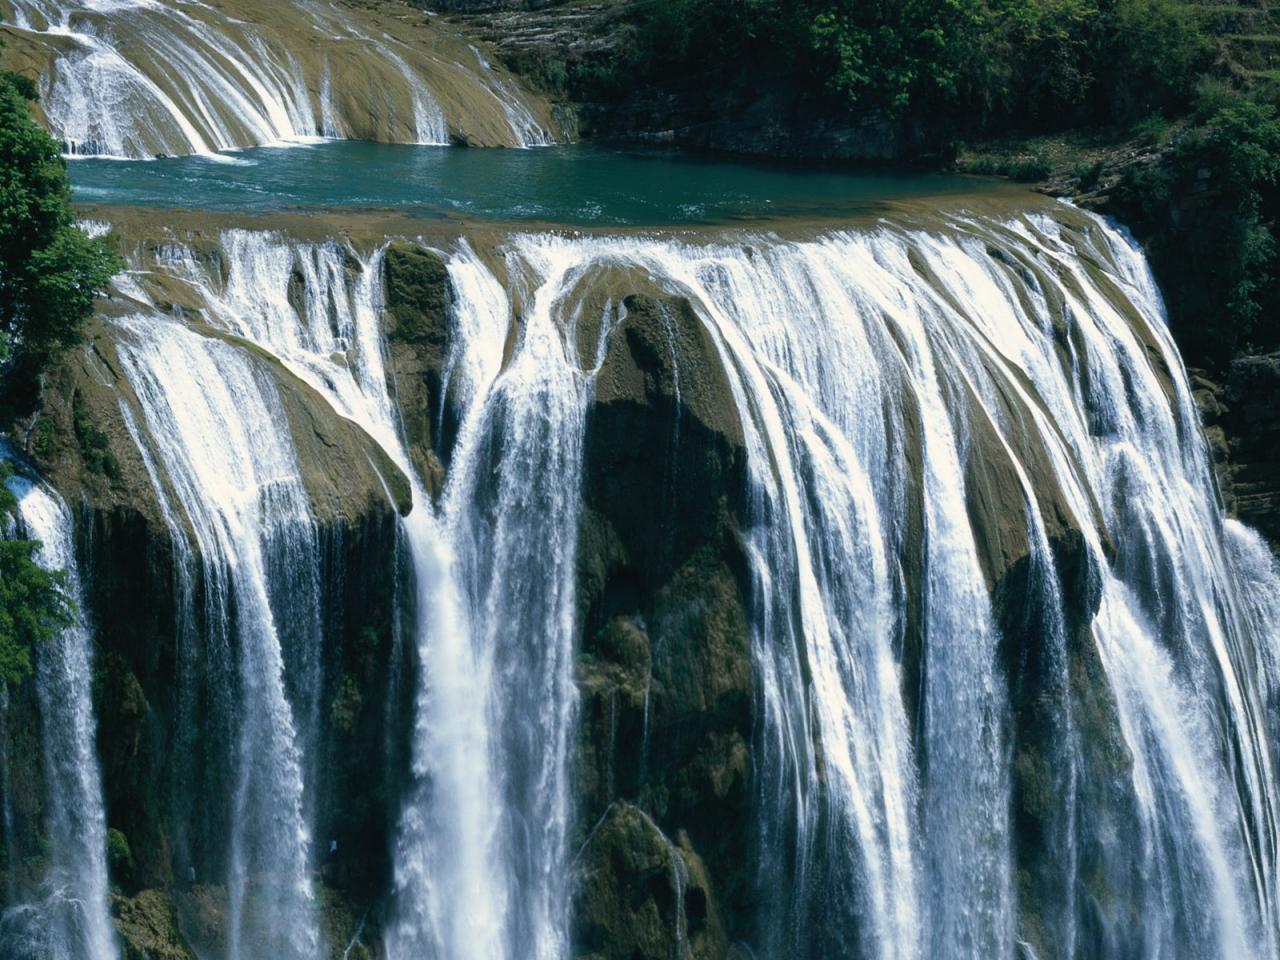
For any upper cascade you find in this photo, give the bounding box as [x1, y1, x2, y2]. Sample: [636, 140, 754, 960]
[0, 0, 559, 158]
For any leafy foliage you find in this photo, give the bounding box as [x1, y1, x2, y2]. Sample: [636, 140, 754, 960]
[0, 61, 118, 403]
[0, 462, 73, 686]
[589, 0, 1213, 131]
[1114, 96, 1280, 362]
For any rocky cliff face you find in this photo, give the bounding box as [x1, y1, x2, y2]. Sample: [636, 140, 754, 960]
[573, 293, 751, 959]
[1193, 354, 1280, 553]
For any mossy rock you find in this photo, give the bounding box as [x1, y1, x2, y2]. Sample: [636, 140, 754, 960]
[573, 802, 728, 960]
[384, 243, 450, 353]
[381, 242, 452, 492]
[112, 889, 196, 960]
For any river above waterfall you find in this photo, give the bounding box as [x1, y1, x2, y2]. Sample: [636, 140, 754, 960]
[68, 140, 1004, 226]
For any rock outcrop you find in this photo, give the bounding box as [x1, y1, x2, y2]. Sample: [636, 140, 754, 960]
[1193, 354, 1280, 553]
[572, 293, 752, 955]
[383, 241, 453, 495]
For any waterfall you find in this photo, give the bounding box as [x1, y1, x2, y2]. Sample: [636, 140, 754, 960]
[0, 473, 117, 960]
[409, 236, 586, 957]
[87, 200, 1280, 958]
[114, 316, 322, 960]
[0, 0, 556, 157]
[128, 228, 582, 958]
[422, 214, 1280, 959]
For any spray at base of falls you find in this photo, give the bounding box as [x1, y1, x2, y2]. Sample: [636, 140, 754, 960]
[24, 200, 1280, 959]
[0, 472, 117, 960]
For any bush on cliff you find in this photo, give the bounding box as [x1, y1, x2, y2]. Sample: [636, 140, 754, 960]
[0, 59, 119, 409]
[1114, 94, 1280, 363]
[0, 462, 73, 685]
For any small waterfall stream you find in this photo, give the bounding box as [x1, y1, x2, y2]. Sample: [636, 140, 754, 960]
[115, 317, 322, 960]
[0, 475, 116, 960]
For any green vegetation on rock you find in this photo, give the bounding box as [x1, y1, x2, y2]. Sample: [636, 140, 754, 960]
[0, 53, 119, 409]
[1112, 92, 1280, 362]
[384, 242, 450, 347]
[0, 46, 119, 702]
[0, 461, 72, 685]
[107, 827, 135, 881]
[73, 389, 122, 483]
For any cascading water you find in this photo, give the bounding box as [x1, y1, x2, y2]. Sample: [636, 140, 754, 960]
[0, 0, 556, 156]
[404, 215, 1280, 959]
[0, 473, 116, 960]
[113, 316, 322, 960]
[41, 197, 1280, 959]
[128, 228, 583, 959]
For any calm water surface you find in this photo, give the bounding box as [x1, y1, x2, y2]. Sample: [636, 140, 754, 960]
[70, 140, 1002, 225]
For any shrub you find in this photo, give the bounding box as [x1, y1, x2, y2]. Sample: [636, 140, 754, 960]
[0, 62, 119, 407]
[106, 827, 134, 880]
[72, 390, 120, 481]
[0, 462, 73, 686]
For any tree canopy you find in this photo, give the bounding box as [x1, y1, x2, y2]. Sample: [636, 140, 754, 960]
[0, 58, 118, 402]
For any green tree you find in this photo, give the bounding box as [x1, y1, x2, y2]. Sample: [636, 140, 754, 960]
[0, 462, 72, 685]
[0, 42, 96, 681]
[0, 57, 118, 403]
[811, 0, 982, 115]
[1114, 97, 1280, 361]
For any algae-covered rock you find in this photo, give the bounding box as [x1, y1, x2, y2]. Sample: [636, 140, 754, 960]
[385, 243, 452, 352]
[382, 242, 454, 494]
[574, 291, 752, 957]
[112, 889, 196, 960]
[573, 802, 728, 960]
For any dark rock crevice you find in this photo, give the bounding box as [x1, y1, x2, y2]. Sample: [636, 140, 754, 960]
[1193, 354, 1280, 554]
